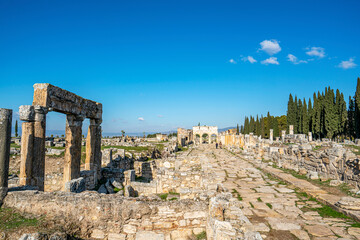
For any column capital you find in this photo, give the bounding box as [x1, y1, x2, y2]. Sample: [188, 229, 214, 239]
[34, 106, 48, 122]
[19, 105, 35, 122]
[66, 114, 85, 127]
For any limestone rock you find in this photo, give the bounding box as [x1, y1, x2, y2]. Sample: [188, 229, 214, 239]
[124, 185, 137, 197]
[98, 184, 108, 194]
[306, 171, 319, 180]
[105, 180, 114, 194]
[64, 177, 85, 193]
[110, 177, 123, 189]
[335, 197, 360, 210]
[329, 180, 342, 186]
[136, 231, 165, 240]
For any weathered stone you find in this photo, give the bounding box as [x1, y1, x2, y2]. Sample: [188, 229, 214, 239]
[105, 180, 114, 194]
[64, 177, 85, 193]
[0, 108, 12, 206]
[98, 184, 107, 194]
[63, 114, 83, 185]
[304, 225, 334, 237]
[136, 231, 165, 240]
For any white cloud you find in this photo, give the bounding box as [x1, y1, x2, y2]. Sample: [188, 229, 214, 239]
[242, 56, 257, 63]
[261, 57, 279, 65]
[259, 40, 281, 55]
[229, 59, 237, 64]
[138, 117, 144, 121]
[287, 54, 307, 64]
[306, 47, 325, 58]
[338, 58, 357, 69]
[157, 115, 164, 118]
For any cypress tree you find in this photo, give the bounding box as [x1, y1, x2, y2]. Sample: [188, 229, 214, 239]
[287, 94, 296, 131]
[249, 116, 255, 133]
[294, 95, 299, 134]
[244, 117, 250, 134]
[302, 98, 309, 134]
[312, 92, 321, 139]
[15, 120, 18, 137]
[260, 115, 265, 138]
[236, 124, 239, 135]
[266, 112, 271, 138]
[272, 117, 279, 137]
[335, 90, 347, 139]
[298, 98, 303, 133]
[240, 125, 244, 134]
[308, 98, 313, 133]
[348, 96, 355, 139]
[355, 78, 360, 138]
[256, 115, 260, 136]
[324, 87, 337, 139]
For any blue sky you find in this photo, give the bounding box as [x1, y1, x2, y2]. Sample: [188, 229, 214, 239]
[0, 0, 359, 134]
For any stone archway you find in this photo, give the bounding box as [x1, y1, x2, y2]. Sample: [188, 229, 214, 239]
[19, 84, 102, 191]
[192, 126, 218, 145]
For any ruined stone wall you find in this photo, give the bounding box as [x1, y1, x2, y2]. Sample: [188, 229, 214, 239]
[3, 191, 207, 240]
[231, 136, 360, 189]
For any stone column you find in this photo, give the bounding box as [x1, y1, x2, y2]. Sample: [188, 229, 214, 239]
[289, 125, 294, 135]
[270, 129, 274, 142]
[308, 132, 313, 142]
[32, 106, 47, 191]
[63, 114, 83, 185]
[281, 130, 286, 142]
[19, 105, 35, 186]
[0, 108, 12, 204]
[85, 119, 102, 171]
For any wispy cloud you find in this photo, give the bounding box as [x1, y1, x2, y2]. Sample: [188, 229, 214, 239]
[229, 59, 237, 64]
[261, 57, 279, 65]
[138, 117, 144, 121]
[242, 56, 257, 63]
[157, 115, 164, 118]
[306, 47, 325, 58]
[259, 40, 281, 55]
[338, 58, 357, 69]
[287, 54, 307, 64]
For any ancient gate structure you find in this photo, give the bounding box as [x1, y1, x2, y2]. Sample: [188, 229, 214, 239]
[192, 126, 218, 144]
[19, 84, 102, 191]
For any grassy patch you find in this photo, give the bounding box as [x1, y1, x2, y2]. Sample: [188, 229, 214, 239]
[158, 193, 168, 200]
[232, 189, 243, 201]
[168, 197, 178, 201]
[195, 231, 206, 240]
[10, 143, 20, 149]
[312, 205, 350, 219]
[0, 208, 40, 231]
[249, 202, 254, 208]
[346, 145, 360, 156]
[169, 191, 180, 195]
[266, 203, 273, 209]
[313, 146, 322, 151]
[257, 197, 262, 202]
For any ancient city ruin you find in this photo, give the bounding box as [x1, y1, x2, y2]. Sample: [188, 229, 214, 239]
[1, 84, 360, 240]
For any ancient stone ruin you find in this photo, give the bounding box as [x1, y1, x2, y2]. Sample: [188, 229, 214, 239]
[19, 83, 102, 191]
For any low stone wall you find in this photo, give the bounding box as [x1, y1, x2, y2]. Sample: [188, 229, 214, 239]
[3, 191, 207, 240]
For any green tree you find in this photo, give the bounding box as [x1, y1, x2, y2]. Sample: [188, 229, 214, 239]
[324, 87, 337, 139]
[287, 94, 297, 132]
[236, 124, 239, 135]
[335, 90, 347, 139]
[308, 98, 313, 133]
[260, 115, 265, 138]
[302, 98, 309, 134]
[255, 115, 260, 136]
[15, 120, 18, 137]
[348, 96, 356, 139]
[355, 78, 360, 138]
[297, 98, 303, 133]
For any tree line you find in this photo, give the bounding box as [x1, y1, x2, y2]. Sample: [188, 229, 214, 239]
[240, 113, 287, 138]
[239, 77, 360, 140]
[287, 78, 360, 140]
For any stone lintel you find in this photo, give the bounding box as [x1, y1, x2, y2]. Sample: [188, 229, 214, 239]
[33, 83, 102, 120]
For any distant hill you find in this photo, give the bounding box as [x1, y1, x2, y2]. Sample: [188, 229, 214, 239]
[218, 127, 236, 133]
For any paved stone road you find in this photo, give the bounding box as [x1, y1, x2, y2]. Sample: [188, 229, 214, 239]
[193, 145, 360, 240]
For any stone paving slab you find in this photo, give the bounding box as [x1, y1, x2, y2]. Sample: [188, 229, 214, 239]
[201, 147, 360, 239]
